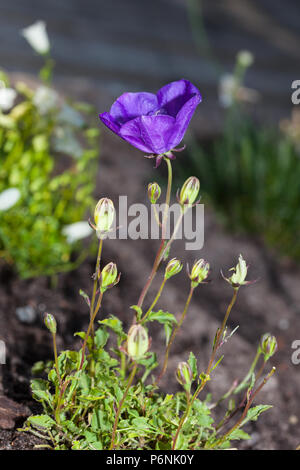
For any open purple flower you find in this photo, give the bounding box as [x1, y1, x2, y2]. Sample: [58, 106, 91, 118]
[99, 79, 202, 155]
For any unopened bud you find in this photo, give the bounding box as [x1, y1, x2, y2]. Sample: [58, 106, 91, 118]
[165, 258, 183, 280]
[260, 333, 277, 360]
[94, 198, 115, 237]
[179, 176, 200, 208]
[237, 50, 254, 69]
[99, 262, 119, 293]
[189, 259, 210, 287]
[176, 362, 192, 391]
[148, 182, 161, 204]
[44, 313, 57, 334]
[127, 325, 149, 360]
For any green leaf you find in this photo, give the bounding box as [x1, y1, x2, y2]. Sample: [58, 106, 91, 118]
[130, 305, 143, 321]
[164, 324, 173, 346]
[241, 404, 272, 426]
[99, 316, 126, 339]
[147, 310, 177, 325]
[79, 289, 90, 306]
[94, 327, 109, 349]
[27, 415, 56, 430]
[188, 352, 198, 379]
[228, 429, 251, 441]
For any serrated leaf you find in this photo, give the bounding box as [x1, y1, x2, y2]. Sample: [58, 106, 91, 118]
[98, 316, 126, 339]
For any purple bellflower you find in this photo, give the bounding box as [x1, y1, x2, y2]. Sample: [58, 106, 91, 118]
[99, 79, 201, 161]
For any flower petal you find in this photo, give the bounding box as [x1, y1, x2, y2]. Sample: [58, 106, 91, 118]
[0, 188, 21, 211]
[110, 92, 158, 125]
[99, 111, 121, 134]
[119, 115, 176, 154]
[167, 94, 202, 149]
[157, 79, 201, 118]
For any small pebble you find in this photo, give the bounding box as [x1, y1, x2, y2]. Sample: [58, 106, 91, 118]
[279, 318, 289, 330]
[15, 305, 36, 324]
[289, 415, 298, 425]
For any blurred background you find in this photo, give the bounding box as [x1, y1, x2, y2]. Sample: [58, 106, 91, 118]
[1, 0, 299, 116]
[0, 0, 300, 450]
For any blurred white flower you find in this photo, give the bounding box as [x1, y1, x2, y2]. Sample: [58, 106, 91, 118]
[219, 73, 259, 108]
[21, 20, 50, 55]
[57, 105, 85, 128]
[33, 85, 59, 114]
[0, 85, 17, 111]
[0, 188, 21, 211]
[219, 74, 238, 108]
[52, 127, 83, 158]
[62, 221, 93, 244]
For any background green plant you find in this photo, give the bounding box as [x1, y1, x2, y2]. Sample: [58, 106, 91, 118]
[0, 71, 100, 278]
[179, 111, 300, 260]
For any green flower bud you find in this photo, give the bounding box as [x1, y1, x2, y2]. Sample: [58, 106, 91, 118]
[94, 198, 115, 237]
[127, 325, 149, 360]
[189, 259, 210, 287]
[179, 176, 200, 208]
[148, 182, 161, 204]
[223, 254, 253, 289]
[237, 50, 254, 69]
[260, 333, 277, 360]
[165, 258, 183, 279]
[99, 262, 119, 293]
[44, 313, 57, 334]
[176, 362, 193, 391]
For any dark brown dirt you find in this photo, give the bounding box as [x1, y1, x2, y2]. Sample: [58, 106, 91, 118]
[0, 77, 300, 450]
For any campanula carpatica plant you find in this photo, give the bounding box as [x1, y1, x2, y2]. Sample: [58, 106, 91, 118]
[22, 80, 276, 450]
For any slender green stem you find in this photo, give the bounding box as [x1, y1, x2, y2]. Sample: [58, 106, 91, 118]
[52, 332, 61, 385]
[233, 348, 262, 395]
[140, 277, 167, 324]
[90, 239, 103, 340]
[79, 291, 104, 370]
[110, 363, 138, 450]
[153, 286, 194, 387]
[137, 158, 172, 309]
[161, 212, 184, 260]
[78, 239, 104, 371]
[206, 288, 238, 375]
